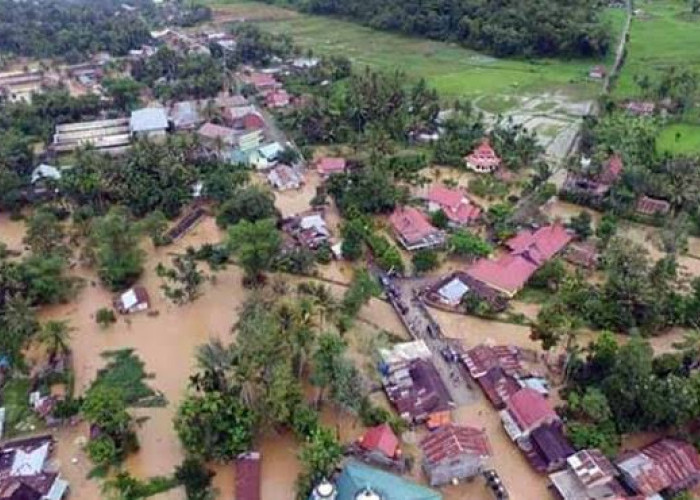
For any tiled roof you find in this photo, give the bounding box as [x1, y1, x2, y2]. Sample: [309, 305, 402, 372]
[316, 157, 346, 175]
[389, 207, 441, 246]
[465, 139, 501, 168]
[420, 425, 490, 465]
[465, 253, 539, 297]
[426, 185, 480, 224]
[359, 424, 400, 458]
[505, 224, 573, 262]
[599, 155, 623, 185]
[636, 196, 670, 216]
[461, 345, 523, 378]
[198, 122, 236, 141]
[235, 452, 261, 500]
[506, 388, 558, 432]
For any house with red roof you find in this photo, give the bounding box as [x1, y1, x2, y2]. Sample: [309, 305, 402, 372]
[425, 185, 481, 227]
[500, 388, 559, 442]
[464, 139, 501, 174]
[357, 424, 401, 462]
[617, 438, 700, 498]
[265, 89, 290, 108]
[389, 206, 446, 251]
[420, 424, 491, 486]
[563, 154, 623, 199]
[235, 452, 261, 500]
[465, 224, 573, 297]
[197, 122, 237, 146]
[636, 196, 671, 216]
[241, 72, 280, 93]
[315, 157, 346, 178]
[625, 100, 656, 116]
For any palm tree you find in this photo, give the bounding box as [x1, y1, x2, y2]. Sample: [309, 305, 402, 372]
[195, 338, 231, 375]
[38, 320, 73, 361]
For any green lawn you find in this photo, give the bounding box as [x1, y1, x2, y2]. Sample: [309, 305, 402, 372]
[212, 1, 620, 104]
[656, 122, 700, 154]
[614, 0, 700, 98]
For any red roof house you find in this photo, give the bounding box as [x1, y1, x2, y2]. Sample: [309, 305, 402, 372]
[426, 185, 481, 226]
[599, 154, 624, 185]
[461, 345, 523, 379]
[243, 112, 265, 131]
[465, 253, 539, 297]
[636, 196, 671, 216]
[315, 157, 346, 177]
[358, 424, 400, 459]
[501, 388, 559, 440]
[389, 206, 445, 251]
[505, 224, 574, 263]
[243, 72, 279, 92]
[464, 140, 501, 173]
[235, 452, 261, 500]
[197, 122, 237, 145]
[265, 89, 290, 108]
[420, 425, 491, 486]
[617, 439, 700, 497]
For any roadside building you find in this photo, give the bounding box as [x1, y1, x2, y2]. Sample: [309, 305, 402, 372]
[420, 424, 491, 486]
[635, 196, 671, 216]
[500, 388, 559, 443]
[130, 107, 169, 140]
[464, 140, 501, 174]
[333, 460, 442, 500]
[549, 449, 625, 500]
[425, 185, 481, 226]
[235, 452, 261, 500]
[113, 286, 150, 314]
[0, 435, 69, 500]
[389, 207, 445, 251]
[267, 164, 304, 191]
[316, 157, 347, 178]
[617, 438, 700, 498]
[52, 118, 131, 154]
[423, 272, 507, 312]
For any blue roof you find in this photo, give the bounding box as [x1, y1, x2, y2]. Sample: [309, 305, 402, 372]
[336, 460, 442, 500]
[258, 142, 284, 160]
[130, 107, 169, 132]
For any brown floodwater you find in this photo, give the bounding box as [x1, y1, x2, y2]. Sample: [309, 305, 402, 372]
[0, 213, 27, 253]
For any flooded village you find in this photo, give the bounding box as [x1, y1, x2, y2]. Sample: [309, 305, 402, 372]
[2, 2, 700, 500]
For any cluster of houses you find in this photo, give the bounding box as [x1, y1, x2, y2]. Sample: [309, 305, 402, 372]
[0, 435, 69, 500]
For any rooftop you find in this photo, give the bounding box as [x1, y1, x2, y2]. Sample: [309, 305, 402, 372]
[235, 452, 261, 500]
[316, 157, 346, 176]
[505, 388, 558, 432]
[389, 207, 443, 247]
[359, 424, 400, 459]
[130, 107, 168, 133]
[336, 460, 442, 500]
[420, 424, 491, 465]
[636, 196, 671, 216]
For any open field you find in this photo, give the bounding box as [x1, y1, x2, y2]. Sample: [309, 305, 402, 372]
[614, 0, 700, 98]
[657, 122, 700, 154]
[210, 1, 619, 104]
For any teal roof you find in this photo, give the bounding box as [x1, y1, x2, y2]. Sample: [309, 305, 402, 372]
[336, 460, 442, 500]
[258, 142, 284, 160]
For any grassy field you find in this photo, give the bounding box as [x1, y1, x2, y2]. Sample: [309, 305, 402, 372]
[614, 0, 700, 98]
[657, 122, 700, 154]
[211, 1, 623, 104]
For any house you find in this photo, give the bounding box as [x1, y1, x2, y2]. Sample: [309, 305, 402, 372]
[465, 224, 573, 297]
[52, 118, 131, 154]
[197, 122, 237, 147]
[549, 449, 625, 500]
[113, 286, 150, 314]
[31, 164, 63, 185]
[617, 438, 700, 498]
[564, 241, 599, 269]
[389, 207, 445, 251]
[563, 154, 624, 199]
[281, 211, 330, 249]
[236, 129, 265, 152]
[379, 340, 433, 365]
[425, 185, 481, 226]
[529, 423, 576, 473]
[356, 423, 401, 464]
[268, 164, 304, 191]
[589, 65, 607, 80]
[464, 140, 501, 174]
[0, 70, 47, 103]
[266, 89, 290, 108]
[235, 452, 261, 500]
[636, 196, 671, 216]
[382, 358, 452, 424]
[223, 105, 261, 128]
[625, 100, 656, 116]
[250, 142, 284, 170]
[420, 424, 491, 486]
[500, 388, 559, 442]
[241, 72, 280, 93]
[334, 460, 442, 500]
[130, 107, 169, 139]
[292, 57, 320, 69]
[316, 157, 347, 178]
[242, 112, 266, 131]
[423, 272, 507, 311]
[0, 435, 69, 500]
[170, 101, 202, 130]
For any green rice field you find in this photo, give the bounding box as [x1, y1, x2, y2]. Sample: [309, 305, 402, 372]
[212, 1, 625, 104]
[657, 123, 700, 154]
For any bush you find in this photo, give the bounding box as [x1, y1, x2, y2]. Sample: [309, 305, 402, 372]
[412, 249, 439, 274]
[96, 308, 117, 328]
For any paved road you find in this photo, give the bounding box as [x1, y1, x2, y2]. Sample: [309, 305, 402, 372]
[378, 272, 478, 407]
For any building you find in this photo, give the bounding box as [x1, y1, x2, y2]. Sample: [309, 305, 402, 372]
[240, 72, 280, 93]
[197, 122, 238, 147]
[130, 107, 169, 139]
[334, 460, 442, 500]
[281, 211, 330, 249]
[235, 452, 261, 500]
[0, 70, 46, 103]
[355, 424, 401, 465]
[0, 435, 69, 500]
[500, 388, 559, 442]
[251, 142, 284, 170]
[423, 272, 507, 312]
[382, 358, 452, 424]
[625, 101, 656, 116]
[589, 65, 607, 80]
[316, 157, 347, 178]
[563, 155, 623, 199]
[549, 449, 625, 500]
[465, 224, 573, 297]
[464, 140, 501, 174]
[170, 101, 202, 130]
[266, 89, 290, 108]
[30, 164, 63, 185]
[529, 423, 576, 473]
[379, 340, 432, 365]
[617, 439, 700, 498]
[113, 287, 150, 314]
[52, 118, 131, 154]
[420, 424, 491, 486]
[425, 185, 481, 226]
[236, 129, 265, 152]
[268, 164, 304, 191]
[636, 196, 671, 216]
[564, 241, 599, 270]
[389, 207, 445, 251]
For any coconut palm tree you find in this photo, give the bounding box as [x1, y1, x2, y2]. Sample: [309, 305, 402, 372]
[38, 320, 73, 361]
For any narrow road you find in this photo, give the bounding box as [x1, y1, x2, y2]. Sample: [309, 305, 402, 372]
[604, 0, 633, 95]
[377, 271, 478, 407]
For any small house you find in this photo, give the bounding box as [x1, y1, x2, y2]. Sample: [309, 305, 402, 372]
[237, 129, 265, 152]
[389, 206, 445, 251]
[235, 452, 261, 500]
[464, 140, 501, 174]
[425, 185, 481, 226]
[267, 164, 303, 191]
[266, 89, 290, 108]
[170, 101, 202, 130]
[625, 100, 656, 116]
[281, 211, 330, 249]
[589, 65, 606, 80]
[564, 241, 599, 269]
[251, 142, 284, 170]
[423, 272, 506, 312]
[500, 388, 559, 443]
[197, 122, 237, 147]
[529, 423, 575, 473]
[316, 157, 347, 178]
[130, 107, 169, 140]
[636, 195, 671, 216]
[0, 435, 69, 500]
[355, 423, 401, 466]
[113, 286, 150, 314]
[333, 460, 442, 500]
[420, 424, 491, 486]
[549, 449, 624, 500]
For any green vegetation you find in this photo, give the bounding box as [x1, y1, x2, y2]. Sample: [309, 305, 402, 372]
[657, 123, 700, 154]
